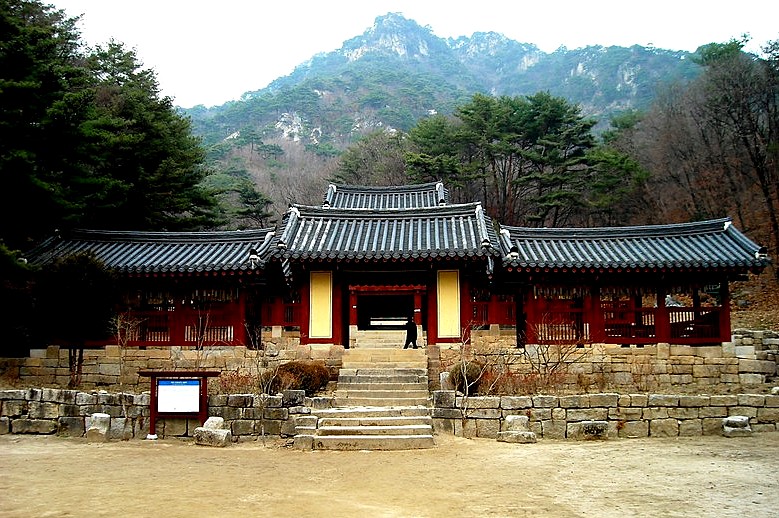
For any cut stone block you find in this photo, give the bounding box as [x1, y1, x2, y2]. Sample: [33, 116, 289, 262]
[86, 412, 111, 442]
[193, 426, 232, 447]
[503, 415, 530, 432]
[11, 419, 57, 434]
[57, 417, 85, 437]
[568, 420, 609, 440]
[109, 417, 133, 440]
[722, 415, 752, 437]
[293, 434, 314, 450]
[497, 431, 537, 443]
[282, 389, 305, 407]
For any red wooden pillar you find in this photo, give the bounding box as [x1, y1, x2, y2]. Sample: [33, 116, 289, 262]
[235, 289, 247, 345]
[719, 280, 731, 341]
[524, 288, 538, 344]
[655, 286, 670, 342]
[349, 289, 358, 326]
[170, 305, 185, 346]
[589, 287, 605, 343]
[299, 278, 310, 343]
[413, 290, 423, 325]
[426, 280, 438, 345]
[332, 280, 343, 345]
[460, 276, 471, 345]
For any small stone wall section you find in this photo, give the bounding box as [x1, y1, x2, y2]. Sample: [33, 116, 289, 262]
[0, 388, 334, 440]
[431, 391, 779, 439]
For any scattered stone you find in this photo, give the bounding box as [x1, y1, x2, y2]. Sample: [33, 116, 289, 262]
[86, 412, 111, 442]
[497, 430, 537, 443]
[771, 387, 779, 395]
[722, 415, 752, 437]
[202, 416, 227, 430]
[193, 426, 232, 447]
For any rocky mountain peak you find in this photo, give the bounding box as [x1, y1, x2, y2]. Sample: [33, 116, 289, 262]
[340, 13, 443, 62]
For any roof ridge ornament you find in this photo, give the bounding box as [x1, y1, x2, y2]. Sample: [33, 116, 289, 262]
[474, 203, 491, 248]
[323, 184, 337, 208]
[436, 181, 446, 206]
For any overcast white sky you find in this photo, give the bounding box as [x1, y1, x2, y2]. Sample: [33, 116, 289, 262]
[53, 0, 779, 108]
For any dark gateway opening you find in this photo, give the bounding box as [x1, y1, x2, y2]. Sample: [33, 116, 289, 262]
[357, 294, 413, 330]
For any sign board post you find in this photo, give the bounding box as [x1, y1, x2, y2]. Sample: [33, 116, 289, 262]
[138, 370, 220, 439]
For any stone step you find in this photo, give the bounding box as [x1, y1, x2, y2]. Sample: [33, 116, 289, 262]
[338, 374, 428, 384]
[335, 389, 430, 399]
[314, 406, 431, 419]
[341, 360, 427, 374]
[341, 361, 427, 369]
[344, 347, 426, 356]
[317, 415, 432, 427]
[336, 382, 428, 391]
[311, 434, 435, 451]
[341, 356, 427, 367]
[334, 396, 430, 407]
[338, 368, 427, 377]
[317, 424, 433, 436]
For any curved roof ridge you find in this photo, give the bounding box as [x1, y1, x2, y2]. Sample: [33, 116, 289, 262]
[295, 201, 480, 217]
[502, 217, 732, 239]
[329, 181, 442, 193]
[66, 228, 274, 243]
[323, 181, 449, 209]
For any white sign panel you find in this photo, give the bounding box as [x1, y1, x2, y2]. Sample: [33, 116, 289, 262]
[157, 379, 200, 413]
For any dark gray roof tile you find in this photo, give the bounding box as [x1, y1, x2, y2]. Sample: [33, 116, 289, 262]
[25, 229, 275, 274]
[323, 182, 448, 209]
[499, 218, 769, 272]
[271, 202, 500, 262]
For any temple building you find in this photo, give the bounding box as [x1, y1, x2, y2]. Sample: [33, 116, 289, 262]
[26, 182, 770, 351]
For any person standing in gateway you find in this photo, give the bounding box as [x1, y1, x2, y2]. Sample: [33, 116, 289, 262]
[403, 316, 418, 349]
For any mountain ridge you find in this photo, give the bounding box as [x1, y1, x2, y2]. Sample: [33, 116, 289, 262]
[186, 13, 700, 147]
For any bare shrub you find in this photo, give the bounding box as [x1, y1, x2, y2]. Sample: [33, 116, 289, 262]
[217, 369, 258, 394]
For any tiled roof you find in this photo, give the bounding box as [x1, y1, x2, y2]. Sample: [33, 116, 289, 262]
[25, 228, 275, 274]
[323, 182, 448, 209]
[499, 218, 769, 272]
[272, 202, 499, 262]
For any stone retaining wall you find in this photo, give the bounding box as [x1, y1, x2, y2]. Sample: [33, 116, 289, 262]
[0, 343, 344, 390]
[0, 388, 333, 440]
[431, 390, 779, 439]
[429, 329, 778, 393]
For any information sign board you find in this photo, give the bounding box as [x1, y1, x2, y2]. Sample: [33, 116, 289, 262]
[156, 379, 201, 413]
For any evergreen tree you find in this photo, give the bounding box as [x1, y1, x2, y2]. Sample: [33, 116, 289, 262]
[0, 1, 218, 251]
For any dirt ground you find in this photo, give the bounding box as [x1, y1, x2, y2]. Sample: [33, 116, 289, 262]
[1, 433, 777, 518]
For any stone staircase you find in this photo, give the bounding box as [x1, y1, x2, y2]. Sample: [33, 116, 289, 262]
[294, 347, 434, 450]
